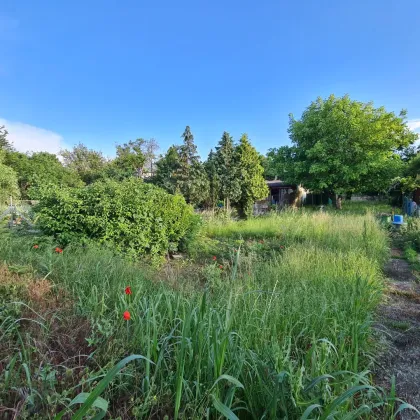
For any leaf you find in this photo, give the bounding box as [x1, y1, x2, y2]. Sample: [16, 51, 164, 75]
[392, 402, 420, 418]
[303, 374, 335, 393]
[69, 392, 108, 419]
[211, 374, 244, 390]
[211, 394, 239, 420]
[70, 354, 153, 420]
[301, 404, 322, 419]
[321, 385, 375, 419]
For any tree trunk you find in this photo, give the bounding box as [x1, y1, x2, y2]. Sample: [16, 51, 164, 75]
[336, 195, 342, 210]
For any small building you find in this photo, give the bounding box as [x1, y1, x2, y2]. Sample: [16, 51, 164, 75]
[266, 180, 298, 207]
[254, 181, 305, 214]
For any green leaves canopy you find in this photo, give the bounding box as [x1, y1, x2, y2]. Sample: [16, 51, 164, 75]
[0, 149, 20, 204]
[286, 94, 418, 194]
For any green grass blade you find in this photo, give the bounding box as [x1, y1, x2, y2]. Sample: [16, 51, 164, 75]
[300, 404, 322, 419]
[211, 394, 239, 420]
[70, 354, 153, 420]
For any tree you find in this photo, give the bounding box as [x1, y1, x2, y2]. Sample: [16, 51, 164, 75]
[398, 152, 420, 193]
[5, 151, 83, 198]
[214, 132, 241, 210]
[61, 143, 108, 184]
[142, 138, 159, 176]
[265, 146, 296, 182]
[204, 149, 221, 209]
[0, 149, 20, 203]
[153, 146, 181, 194]
[0, 125, 13, 152]
[175, 126, 209, 206]
[235, 134, 269, 218]
[287, 94, 418, 204]
[113, 139, 146, 178]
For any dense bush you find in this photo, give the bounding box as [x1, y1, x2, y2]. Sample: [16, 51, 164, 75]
[34, 178, 199, 258]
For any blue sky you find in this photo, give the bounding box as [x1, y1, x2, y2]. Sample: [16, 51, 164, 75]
[1, 0, 420, 158]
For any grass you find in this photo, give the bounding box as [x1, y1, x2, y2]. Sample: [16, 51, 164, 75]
[304, 199, 394, 215]
[1, 211, 418, 418]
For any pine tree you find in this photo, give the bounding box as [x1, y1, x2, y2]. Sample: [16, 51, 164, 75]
[236, 134, 269, 218]
[153, 127, 209, 206]
[204, 149, 221, 210]
[214, 131, 241, 210]
[176, 126, 209, 206]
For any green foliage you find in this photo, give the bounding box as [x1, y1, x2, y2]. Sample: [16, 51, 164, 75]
[60, 143, 108, 184]
[398, 152, 420, 193]
[235, 134, 269, 218]
[286, 94, 418, 194]
[204, 149, 221, 209]
[153, 145, 181, 194]
[215, 132, 241, 209]
[0, 149, 20, 203]
[176, 126, 209, 206]
[112, 138, 147, 179]
[5, 150, 83, 199]
[1, 212, 415, 418]
[0, 125, 13, 151]
[153, 127, 209, 206]
[34, 178, 199, 258]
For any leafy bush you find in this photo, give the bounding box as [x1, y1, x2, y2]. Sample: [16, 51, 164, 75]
[34, 178, 199, 259]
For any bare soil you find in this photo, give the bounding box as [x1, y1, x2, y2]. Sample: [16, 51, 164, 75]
[375, 252, 420, 419]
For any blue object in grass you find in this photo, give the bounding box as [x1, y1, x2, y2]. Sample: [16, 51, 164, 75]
[393, 215, 403, 225]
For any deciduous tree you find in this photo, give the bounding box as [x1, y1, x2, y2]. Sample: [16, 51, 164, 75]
[287, 94, 417, 203]
[0, 149, 20, 203]
[61, 143, 107, 184]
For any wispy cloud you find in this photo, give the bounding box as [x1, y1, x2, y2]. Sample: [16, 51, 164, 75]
[408, 119, 420, 133]
[0, 118, 69, 155]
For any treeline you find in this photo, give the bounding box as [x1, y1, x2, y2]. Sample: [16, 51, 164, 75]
[1, 93, 419, 212]
[0, 125, 268, 218]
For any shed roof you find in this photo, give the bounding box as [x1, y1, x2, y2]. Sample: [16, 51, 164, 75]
[266, 180, 294, 188]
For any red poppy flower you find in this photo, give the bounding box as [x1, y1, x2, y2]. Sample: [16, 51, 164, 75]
[212, 256, 217, 261]
[55, 247, 63, 254]
[33, 244, 39, 249]
[219, 265, 223, 269]
[123, 311, 131, 321]
[125, 286, 132, 295]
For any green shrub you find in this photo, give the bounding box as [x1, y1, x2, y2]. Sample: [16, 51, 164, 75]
[34, 178, 199, 259]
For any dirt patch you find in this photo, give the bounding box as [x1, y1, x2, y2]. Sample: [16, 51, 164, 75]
[375, 256, 420, 419]
[384, 256, 417, 283]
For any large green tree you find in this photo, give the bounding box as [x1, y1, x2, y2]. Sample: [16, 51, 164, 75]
[235, 134, 269, 218]
[0, 149, 20, 204]
[153, 146, 182, 194]
[61, 143, 108, 184]
[177, 127, 209, 206]
[5, 151, 83, 198]
[153, 127, 209, 206]
[204, 149, 221, 209]
[112, 139, 147, 179]
[398, 151, 420, 193]
[214, 131, 241, 210]
[286, 94, 417, 200]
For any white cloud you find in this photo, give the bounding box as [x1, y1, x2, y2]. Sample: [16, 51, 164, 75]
[408, 119, 420, 133]
[0, 118, 69, 155]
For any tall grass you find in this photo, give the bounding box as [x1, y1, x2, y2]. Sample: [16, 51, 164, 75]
[0, 212, 412, 418]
